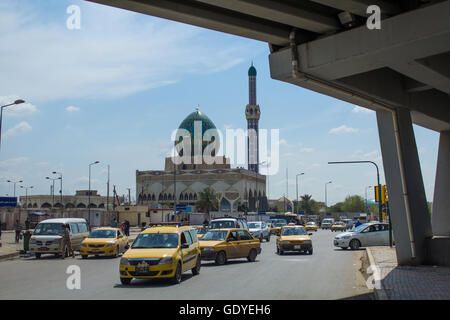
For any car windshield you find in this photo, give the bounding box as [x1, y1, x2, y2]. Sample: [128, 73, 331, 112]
[201, 230, 228, 241]
[353, 224, 369, 233]
[281, 227, 307, 236]
[335, 222, 345, 225]
[306, 222, 315, 225]
[89, 229, 116, 238]
[274, 222, 286, 227]
[195, 227, 208, 234]
[33, 223, 63, 235]
[248, 222, 262, 229]
[131, 233, 178, 248]
[210, 221, 235, 229]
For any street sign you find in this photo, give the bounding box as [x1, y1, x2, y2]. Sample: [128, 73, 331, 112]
[298, 210, 305, 215]
[0, 197, 17, 207]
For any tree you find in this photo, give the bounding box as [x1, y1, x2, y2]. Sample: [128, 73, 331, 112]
[329, 202, 344, 213]
[300, 194, 313, 214]
[341, 195, 366, 213]
[196, 188, 218, 221]
[238, 202, 248, 213]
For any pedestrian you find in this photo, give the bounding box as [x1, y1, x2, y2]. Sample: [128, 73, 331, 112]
[25, 218, 31, 230]
[355, 219, 362, 228]
[124, 220, 130, 236]
[60, 224, 75, 259]
[14, 220, 22, 243]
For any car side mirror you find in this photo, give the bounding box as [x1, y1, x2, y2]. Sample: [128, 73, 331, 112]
[181, 243, 189, 249]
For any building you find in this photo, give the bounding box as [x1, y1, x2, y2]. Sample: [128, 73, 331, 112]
[136, 64, 267, 213]
[20, 190, 122, 210]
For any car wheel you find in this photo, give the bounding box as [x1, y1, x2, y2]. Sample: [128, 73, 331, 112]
[114, 246, 119, 258]
[120, 277, 132, 285]
[172, 263, 182, 284]
[215, 251, 227, 265]
[192, 256, 201, 275]
[308, 248, 313, 255]
[260, 235, 263, 242]
[350, 239, 361, 250]
[247, 249, 257, 262]
[266, 235, 270, 242]
[35, 253, 41, 259]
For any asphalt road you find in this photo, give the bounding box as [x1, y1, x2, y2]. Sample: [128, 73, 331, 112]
[0, 229, 371, 299]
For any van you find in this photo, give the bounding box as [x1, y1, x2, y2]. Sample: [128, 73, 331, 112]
[320, 218, 335, 230]
[29, 218, 89, 258]
[209, 218, 248, 230]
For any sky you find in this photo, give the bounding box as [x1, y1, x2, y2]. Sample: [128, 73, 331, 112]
[0, 0, 441, 206]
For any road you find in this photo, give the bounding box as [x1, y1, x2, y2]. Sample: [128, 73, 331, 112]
[0, 229, 372, 299]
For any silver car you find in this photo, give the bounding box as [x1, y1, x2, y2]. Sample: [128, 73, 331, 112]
[248, 221, 270, 242]
[333, 222, 390, 250]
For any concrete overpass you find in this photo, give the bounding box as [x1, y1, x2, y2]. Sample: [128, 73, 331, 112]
[85, 0, 450, 266]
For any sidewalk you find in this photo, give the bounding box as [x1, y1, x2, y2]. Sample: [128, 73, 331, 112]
[367, 246, 450, 300]
[0, 231, 22, 260]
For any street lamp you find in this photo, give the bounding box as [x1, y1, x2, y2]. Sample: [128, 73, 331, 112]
[0, 99, 25, 151]
[328, 160, 382, 222]
[255, 160, 267, 213]
[88, 161, 100, 224]
[365, 186, 372, 214]
[325, 181, 332, 214]
[20, 185, 33, 208]
[296, 173, 305, 214]
[52, 171, 63, 209]
[7, 179, 23, 197]
[46, 176, 60, 208]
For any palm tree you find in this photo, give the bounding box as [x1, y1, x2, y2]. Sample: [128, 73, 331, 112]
[300, 194, 313, 214]
[196, 188, 218, 221]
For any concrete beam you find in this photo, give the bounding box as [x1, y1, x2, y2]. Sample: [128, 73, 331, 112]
[432, 130, 450, 236]
[310, 0, 400, 17]
[195, 0, 340, 33]
[294, 1, 450, 80]
[376, 108, 432, 265]
[86, 0, 291, 46]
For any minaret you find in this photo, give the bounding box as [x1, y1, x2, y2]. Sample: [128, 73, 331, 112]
[245, 62, 260, 173]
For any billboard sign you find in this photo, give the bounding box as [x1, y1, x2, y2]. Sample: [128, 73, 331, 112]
[0, 197, 17, 207]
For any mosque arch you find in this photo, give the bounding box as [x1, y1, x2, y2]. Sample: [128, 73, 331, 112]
[77, 203, 86, 208]
[65, 203, 75, 209]
[41, 203, 51, 208]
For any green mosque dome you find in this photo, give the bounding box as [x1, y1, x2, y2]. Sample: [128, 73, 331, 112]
[176, 108, 218, 156]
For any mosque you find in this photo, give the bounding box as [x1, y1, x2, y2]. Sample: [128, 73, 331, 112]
[136, 64, 268, 213]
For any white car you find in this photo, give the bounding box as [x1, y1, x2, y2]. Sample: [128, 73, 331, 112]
[320, 218, 335, 229]
[333, 222, 390, 250]
[248, 221, 270, 242]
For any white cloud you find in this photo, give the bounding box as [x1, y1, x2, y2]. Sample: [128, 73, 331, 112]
[329, 125, 359, 134]
[66, 106, 80, 112]
[0, 1, 260, 101]
[4, 121, 32, 138]
[299, 147, 314, 153]
[0, 96, 38, 117]
[352, 106, 374, 114]
[0, 157, 28, 168]
[279, 139, 288, 146]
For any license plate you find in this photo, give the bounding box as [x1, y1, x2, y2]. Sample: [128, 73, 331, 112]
[40, 247, 48, 251]
[136, 264, 148, 273]
[92, 249, 99, 252]
[294, 245, 301, 249]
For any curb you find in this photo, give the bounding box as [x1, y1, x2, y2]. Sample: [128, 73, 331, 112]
[366, 247, 389, 300]
[0, 252, 20, 261]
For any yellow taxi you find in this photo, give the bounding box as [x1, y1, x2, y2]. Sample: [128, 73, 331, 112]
[80, 227, 129, 259]
[199, 228, 261, 265]
[276, 225, 313, 255]
[270, 221, 287, 235]
[119, 225, 201, 285]
[305, 221, 318, 232]
[331, 221, 347, 232]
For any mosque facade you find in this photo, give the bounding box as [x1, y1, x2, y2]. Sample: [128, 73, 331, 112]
[136, 64, 267, 213]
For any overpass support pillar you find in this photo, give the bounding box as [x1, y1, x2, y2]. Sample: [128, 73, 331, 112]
[376, 108, 432, 265]
[432, 130, 450, 236]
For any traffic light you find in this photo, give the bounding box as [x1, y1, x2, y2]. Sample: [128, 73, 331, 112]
[374, 185, 388, 204]
[382, 185, 388, 204]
